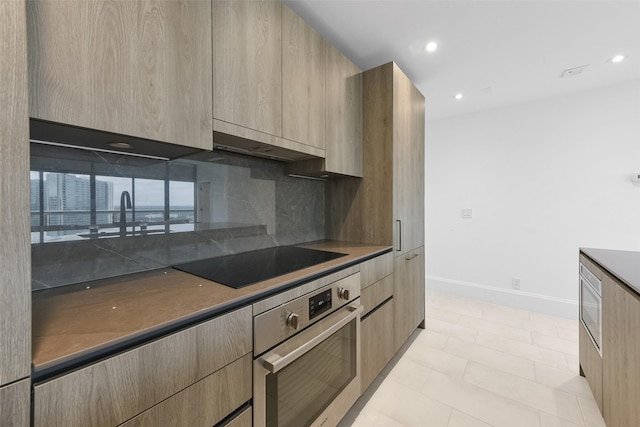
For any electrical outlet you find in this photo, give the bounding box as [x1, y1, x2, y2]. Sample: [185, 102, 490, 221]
[461, 208, 473, 219]
[511, 278, 521, 290]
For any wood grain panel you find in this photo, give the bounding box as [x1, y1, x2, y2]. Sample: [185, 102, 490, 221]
[411, 82, 426, 249]
[602, 273, 640, 427]
[0, 0, 31, 386]
[33, 307, 252, 427]
[27, 0, 212, 150]
[225, 407, 252, 427]
[579, 322, 602, 411]
[213, 0, 282, 137]
[361, 274, 394, 317]
[121, 354, 251, 427]
[0, 379, 30, 427]
[282, 5, 325, 149]
[392, 63, 412, 256]
[394, 247, 425, 351]
[360, 252, 393, 290]
[361, 299, 394, 393]
[325, 63, 394, 243]
[325, 43, 363, 176]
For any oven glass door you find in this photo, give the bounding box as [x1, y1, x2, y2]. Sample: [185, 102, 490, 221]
[580, 277, 601, 352]
[265, 319, 357, 427]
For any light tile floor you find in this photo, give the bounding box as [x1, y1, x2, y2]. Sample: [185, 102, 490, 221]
[338, 292, 607, 427]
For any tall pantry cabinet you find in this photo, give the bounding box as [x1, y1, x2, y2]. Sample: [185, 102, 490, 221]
[0, 0, 31, 425]
[327, 61, 425, 376]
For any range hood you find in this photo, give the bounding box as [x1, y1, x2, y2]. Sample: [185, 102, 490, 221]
[30, 119, 204, 160]
[213, 119, 323, 163]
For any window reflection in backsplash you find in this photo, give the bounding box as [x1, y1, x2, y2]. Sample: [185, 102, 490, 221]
[30, 143, 325, 290]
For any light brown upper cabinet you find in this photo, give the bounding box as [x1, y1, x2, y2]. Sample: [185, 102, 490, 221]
[212, 0, 325, 161]
[288, 43, 364, 177]
[282, 5, 325, 150]
[325, 44, 363, 177]
[213, 0, 282, 138]
[27, 0, 213, 151]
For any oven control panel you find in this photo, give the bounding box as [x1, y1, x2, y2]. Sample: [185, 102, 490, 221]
[253, 271, 360, 355]
[309, 289, 332, 319]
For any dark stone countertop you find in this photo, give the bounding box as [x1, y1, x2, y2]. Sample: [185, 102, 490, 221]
[32, 240, 392, 382]
[580, 247, 640, 296]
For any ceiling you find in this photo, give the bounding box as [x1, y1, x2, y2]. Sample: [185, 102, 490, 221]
[284, 0, 640, 121]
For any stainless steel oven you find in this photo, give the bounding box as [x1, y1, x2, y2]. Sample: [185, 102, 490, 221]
[253, 271, 362, 427]
[579, 262, 602, 356]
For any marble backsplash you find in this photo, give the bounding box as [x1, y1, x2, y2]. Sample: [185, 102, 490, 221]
[31, 144, 325, 290]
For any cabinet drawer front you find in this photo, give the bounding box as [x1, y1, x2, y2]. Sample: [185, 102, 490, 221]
[223, 406, 252, 427]
[361, 274, 394, 317]
[34, 307, 252, 427]
[121, 354, 252, 427]
[360, 252, 393, 290]
[361, 299, 394, 393]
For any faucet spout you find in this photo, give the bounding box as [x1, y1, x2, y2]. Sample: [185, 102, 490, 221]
[119, 191, 132, 237]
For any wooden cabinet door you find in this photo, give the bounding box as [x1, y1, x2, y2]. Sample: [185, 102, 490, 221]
[410, 83, 426, 249]
[0, 379, 30, 427]
[282, 5, 325, 150]
[119, 355, 251, 427]
[394, 246, 425, 350]
[579, 322, 603, 411]
[361, 298, 394, 393]
[0, 0, 31, 388]
[392, 64, 424, 255]
[602, 275, 640, 427]
[34, 307, 252, 427]
[325, 44, 363, 176]
[27, 0, 212, 150]
[213, 0, 282, 137]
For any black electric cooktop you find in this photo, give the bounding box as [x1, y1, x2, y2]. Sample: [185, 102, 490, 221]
[172, 246, 347, 289]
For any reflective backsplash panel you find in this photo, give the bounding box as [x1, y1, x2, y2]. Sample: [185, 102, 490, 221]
[30, 143, 325, 290]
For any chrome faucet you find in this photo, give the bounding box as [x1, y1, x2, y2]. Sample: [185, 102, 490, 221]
[119, 190, 132, 237]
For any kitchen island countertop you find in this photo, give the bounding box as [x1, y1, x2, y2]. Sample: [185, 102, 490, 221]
[580, 247, 640, 296]
[32, 240, 391, 380]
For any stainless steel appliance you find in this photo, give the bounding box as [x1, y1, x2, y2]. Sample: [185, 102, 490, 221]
[253, 270, 362, 427]
[580, 262, 602, 356]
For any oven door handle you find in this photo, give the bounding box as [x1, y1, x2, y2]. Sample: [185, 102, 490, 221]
[262, 303, 363, 374]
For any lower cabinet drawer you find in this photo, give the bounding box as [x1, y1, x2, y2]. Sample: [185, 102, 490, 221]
[121, 354, 252, 427]
[361, 274, 393, 317]
[360, 298, 394, 393]
[360, 252, 393, 290]
[33, 307, 252, 427]
[221, 405, 252, 427]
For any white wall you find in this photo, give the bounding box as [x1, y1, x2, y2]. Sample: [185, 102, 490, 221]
[425, 80, 640, 318]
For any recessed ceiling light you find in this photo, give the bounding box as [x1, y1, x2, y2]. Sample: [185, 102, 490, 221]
[425, 41, 438, 53]
[454, 93, 463, 100]
[611, 55, 625, 63]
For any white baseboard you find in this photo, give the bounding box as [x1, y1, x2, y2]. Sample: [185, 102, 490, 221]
[426, 275, 578, 319]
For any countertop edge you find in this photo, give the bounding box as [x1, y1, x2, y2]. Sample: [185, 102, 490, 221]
[580, 247, 640, 297]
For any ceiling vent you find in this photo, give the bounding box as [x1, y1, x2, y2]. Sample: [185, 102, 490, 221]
[561, 65, 590, 78]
